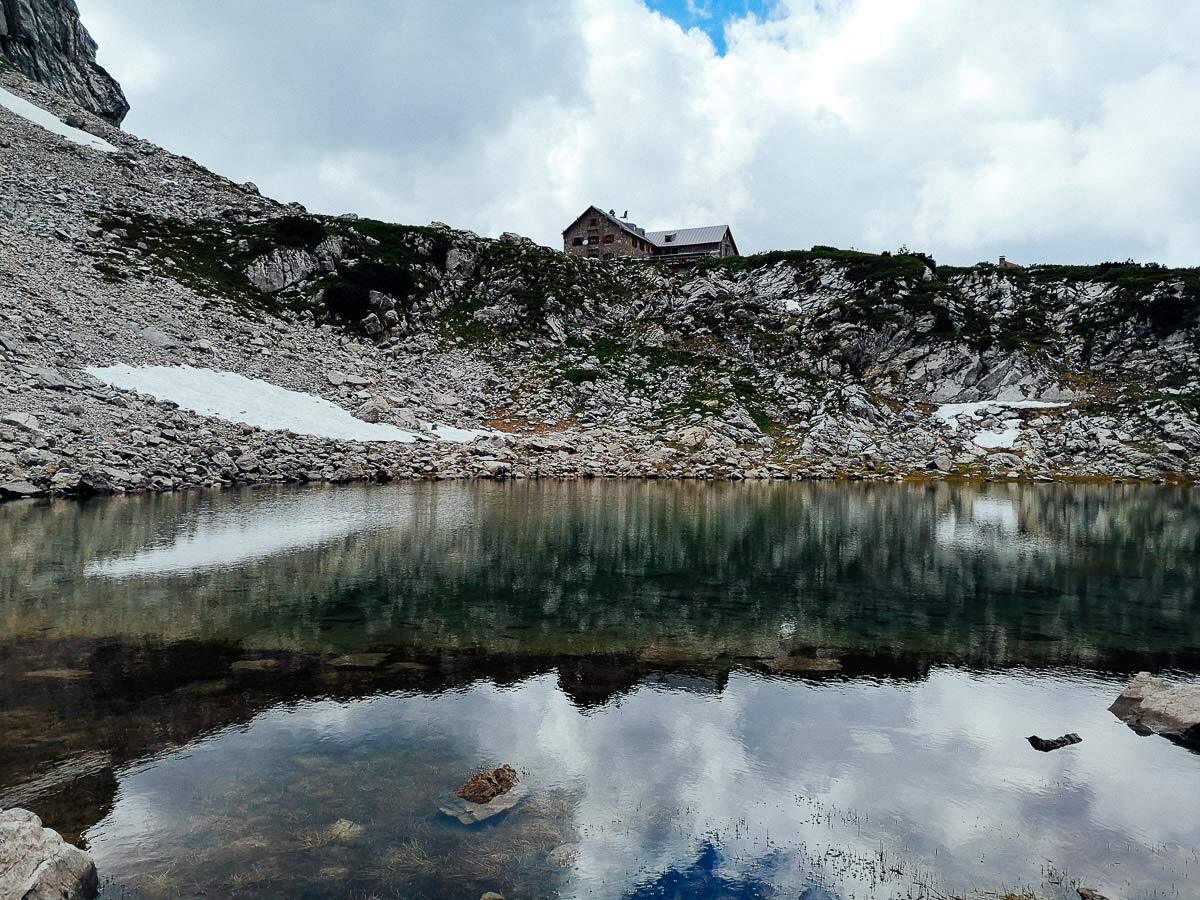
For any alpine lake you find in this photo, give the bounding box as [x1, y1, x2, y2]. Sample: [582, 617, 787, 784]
[2, 480, 1198, 899]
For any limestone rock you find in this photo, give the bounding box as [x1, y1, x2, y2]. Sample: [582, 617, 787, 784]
[0, 0, 129, 124]
[245, 246, 321, 293]
[1110, 672, 1200, 747]
[2, 412, 40, 432]
[355, 398, 390, 424]
[0, 807, 98, 900]
[0, 480, 44, 499]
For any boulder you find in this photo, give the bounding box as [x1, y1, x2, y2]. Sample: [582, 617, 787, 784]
[1110, 672, 1200, 747]
[22, 367, 74, 390]
[1027, 733, 1081, 752]
[140, 326, 178, 349]
[1, 412, 40, 432]
[245, 246, 321, 293]
[361, 313, 384, 336]
[0, 481, 45, 499]
[0, 808, 98, 900]
[355, 398, 390, 424]
[455, 764, 518, 804]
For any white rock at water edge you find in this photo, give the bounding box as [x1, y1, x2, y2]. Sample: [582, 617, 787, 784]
[1110, 672, 1200, 747]
[0, 808, 98, 900]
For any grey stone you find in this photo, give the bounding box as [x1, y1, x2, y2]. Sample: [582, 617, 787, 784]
[0, 0, 129, 124]
[245, 246, 321, 293]
[140, 326, 177, 349]
[0, 807, 98, 900]
[1110, 672, 1200, 747]
[361, 313, 384, 336]
[1, 412, 40, 432]
[355, 398, 390, 423]
[0, 480, 45, 499]
[23, 367, 73, 389]
[438, 784, 529, 825]
[327, 372, 371, 387]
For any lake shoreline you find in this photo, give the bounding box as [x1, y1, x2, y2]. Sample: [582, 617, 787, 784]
[3, 465, 1196, 505]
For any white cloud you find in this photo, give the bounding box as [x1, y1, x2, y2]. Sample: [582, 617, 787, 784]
[81, 0, 1200, 265]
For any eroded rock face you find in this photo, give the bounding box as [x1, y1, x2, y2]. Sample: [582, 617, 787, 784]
[1110, 672, 1200, 747]
[0, 808, 98, 900]
[0, 0, 129, 125]
[245, 246, 321, 294]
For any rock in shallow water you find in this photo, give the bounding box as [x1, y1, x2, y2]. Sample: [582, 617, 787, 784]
[0, 808, 98, 900]
[455, 764, 519, 804]
[1110, 672, 1200, 747]
[1027, 733, 1082, 752]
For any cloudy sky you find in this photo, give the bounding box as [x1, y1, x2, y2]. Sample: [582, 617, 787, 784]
[81, 1, 1200, 266]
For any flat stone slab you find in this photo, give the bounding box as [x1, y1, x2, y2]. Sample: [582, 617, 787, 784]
[1110, 672, 1200, 747]
[0, 481, 45, 499]
[329, 653, 389, 669]
[438, 784, 528, 825]
[0, 808, 98, 900]
[767, 656, 842, 673]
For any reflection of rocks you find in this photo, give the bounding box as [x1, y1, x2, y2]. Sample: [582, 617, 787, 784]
[0, 808, 98, 900]
[1110, 672, 1200, 747]
[7, 482, 1198, 675]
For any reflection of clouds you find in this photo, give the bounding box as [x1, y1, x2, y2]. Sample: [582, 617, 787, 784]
[87, 671, 1200, 898]
[934, 491, 1025, 551]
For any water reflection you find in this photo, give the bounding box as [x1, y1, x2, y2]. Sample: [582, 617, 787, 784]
[1, 481, 1198, 899]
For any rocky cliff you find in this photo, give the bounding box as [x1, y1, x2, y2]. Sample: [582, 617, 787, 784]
[0, 59, 1197, 501]
[0, 0, 127, 124]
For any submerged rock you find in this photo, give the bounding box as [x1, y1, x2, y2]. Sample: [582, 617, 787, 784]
[767, 655, 842, 673]
[1110, 672, 1200, 747]
[440, 765, 526, 825]
[0, 808, 98, 900]
[1027, 733, 1082, 752]
[438, 784, 528, 825]
[455, 764, 518, 804]
[327, 818, 364, 842]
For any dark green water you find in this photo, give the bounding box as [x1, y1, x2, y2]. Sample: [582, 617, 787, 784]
[1, 481, 1199, 899]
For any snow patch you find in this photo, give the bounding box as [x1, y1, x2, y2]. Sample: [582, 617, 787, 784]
[85, 365, 491, 444]
[934, 399, 1067, 451]
[0, 86, 118, 153]
[934, 399, 1067, 427]
[972, 427, 1020, 449]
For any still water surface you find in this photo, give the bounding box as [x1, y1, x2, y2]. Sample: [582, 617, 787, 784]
[1, 481, 1199, 898]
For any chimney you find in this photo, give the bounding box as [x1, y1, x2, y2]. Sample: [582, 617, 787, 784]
[999, 255, 1006, 266]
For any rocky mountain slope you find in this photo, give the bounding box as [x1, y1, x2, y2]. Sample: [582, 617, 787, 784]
[1, 52, 1198, 501]
[0, 0, 126, 124]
